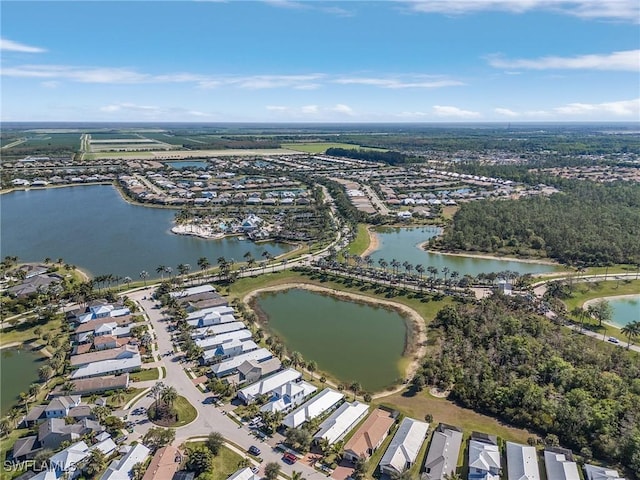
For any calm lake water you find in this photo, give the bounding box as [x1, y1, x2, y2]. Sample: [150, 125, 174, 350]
[255, 288, 406, 392]
[609, 295, 640, 328]
[164, 161, 209, 169]
[0, 347, 44, 415]
[1, 186, 290, 279]
[369, 227, 562, 276]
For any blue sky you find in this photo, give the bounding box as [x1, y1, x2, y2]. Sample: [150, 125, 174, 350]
[1, 0, 639, 122]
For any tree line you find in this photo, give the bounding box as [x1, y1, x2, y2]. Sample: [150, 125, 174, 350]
[325, 147, 409, 165]
[413, 295, 640, 475]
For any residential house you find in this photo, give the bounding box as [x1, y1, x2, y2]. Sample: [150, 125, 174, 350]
[43, 395, 84, 419]
[283, 388, 344, 429]
[211, 348, 273, 378]
[379, 417, 429, 477]
[48, 440, 91, 479]
[584, 464, 626, 480]
[71, 345, 139, 368]
[201, 340, 259, 365]
[141, 445, 183, 480]
[422, 424, 463, 480]
[544, 448, 580, 480]
[191, 321, 246, 340]
[259, 381, 317, 414]
[343, 408, 395, 462]
[225, 358, 282, 386]
[313, 401, 369, 446]
[227, 467, 260, 480]
[169, 285, 216, 298]
[468, 433, 501, 480]
[70, 354, 142, 379]
[50, 374, 130, 396]
[237, 368, 302, 404]
[195, 329, 253, 351]
[506, 442, 540, 480]
[100, 443, 150, 480]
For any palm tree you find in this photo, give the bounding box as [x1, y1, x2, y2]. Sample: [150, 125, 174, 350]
[139, 270, 148, 286]
[113, 391, 126, 407]
[156, 265, 167, 280]
[291, 471, 305, 480]
[290, 351, 303, 369]
[123, 276, 132, 290]
[620, 320, 640, 349]
[161, 386, 178, 409]
[61, 381, 75, 394]
[8, 408, 22, 428]
[19, 392, 30, 414]
[85, 449, 106, 477]
[349, 382, 361, 401]
[197, 257, 210, 277]
[307, 360, 317, 380]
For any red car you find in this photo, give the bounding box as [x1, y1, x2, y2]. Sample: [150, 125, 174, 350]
[282, 453, 297, 464]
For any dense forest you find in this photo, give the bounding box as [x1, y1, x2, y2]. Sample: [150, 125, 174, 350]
[324, 147, 409, 165]
[436, 182, 640, 265]
[416, 296, 640, 475]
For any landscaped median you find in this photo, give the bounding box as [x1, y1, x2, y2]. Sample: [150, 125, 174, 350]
[148, 394, 198, 427]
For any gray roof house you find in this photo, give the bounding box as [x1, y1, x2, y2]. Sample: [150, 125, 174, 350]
[379, 417, 429, 477]
[506, 442, 540, 480]
[70, 354, 142, 379]
[544, 448, 580, 480]
[584, 464, 626, 480]
[422, 424, 463, 480]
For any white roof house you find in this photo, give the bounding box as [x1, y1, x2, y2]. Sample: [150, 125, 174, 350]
[506, 442, 540, 480]
[100, 443, 151, 480]
[227, 467, 260, 480]
[260, 381, 317, 413]
[238, 368, 302, 404]
[196, 329, 252, 351]
[544, 450, 580, 480]
[169, 284, 216, 298]
[202, 339, 259, 364]
[211, 348, 273, 377]
[314, 401, 369, 445]
[423, 424, 463, 480]
[584, 464, 626, 480]
[379, 417, 429, 476]
[186, 305, 234, 320]
[70, 354, 142, 379]
[283, 388, 344, 429]
[469, 439, 501, 480]
[191, 321, 246, 339]
[48, 440, 90, 476]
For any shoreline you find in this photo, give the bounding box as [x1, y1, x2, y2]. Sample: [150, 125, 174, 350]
[360, 226, 380, 258]
[583, 294, 639, 328]
[417, 242, 561, 266]
[242, 282, 426, 395]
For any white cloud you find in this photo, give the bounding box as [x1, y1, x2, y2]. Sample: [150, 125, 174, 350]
[2, 65, 150, 83]
[231, 74, 325, 89]
[40, 81, 59, 89]
[334, 76, 464, 88]
[396, 111, 430, 118]
[433, 105, 481, 118]
[262, 0, 354, 16]
[100, 103, 161, 114]
[301, 105, 319, 114]
[405, 0, 640, 22]
[487, 50, 640, 72]
[0, 38, 46, 53]
[266, 105, 289, 111]
[553, 98, 639, 116]
[332, 104, 355, 115]
[494, 107, 520, 117]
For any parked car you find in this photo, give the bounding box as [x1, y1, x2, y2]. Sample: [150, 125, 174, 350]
[248, 446, 261, 456]
[282, 453, 297, 464]
[251, 467, 260, 474]
[608, 337, 621, 344]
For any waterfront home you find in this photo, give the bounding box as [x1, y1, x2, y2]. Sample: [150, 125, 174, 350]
[422, 424, 463, 480]
[195, 329, 253, 351]
[93, 335, 132, 351]
[544, 448, 580, 480]
[343, 408, 395, 463]
[50, 374, 130, 396]
[211, 348, 273, 378]
[506, 441, 540, 480]
[48, 440, 91, 478]
[584, 464, 626, 480]
[238, 368, 302, 404]
[469, 433, 501, 480]
[379, 417, 429, 477]
[70, 345, 139, 368]
[225, 357, 282, 386]
[191, 321, 246, 339]
[259, 381, 317, 414]
[283, 388, 345, 429]
[94, 433, 118, 457]
[201, 339, 259, 364]
[186, 305, 234, 321]
[100, 443, 150, 480]
[169, 284, 216, 298]
[227, 467, 260, 480]
[141, 445, 183, 480]
[187, 311, 236, 329]
[7, 274, 62, 298]
[70, 354, 142, 379]
[313, 401, 369, 445]
[75, 316, 132, 343]
[181, 293, 229, 310]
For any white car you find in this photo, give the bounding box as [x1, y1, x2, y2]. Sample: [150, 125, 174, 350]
[607, 337, 620, 344]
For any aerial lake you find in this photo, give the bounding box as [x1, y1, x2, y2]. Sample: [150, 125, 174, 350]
[0, 347, 44, 416]
[164, 161, 209, 169]
[608, 295, 640, 328]
[253, 288, 407, 392]
[369, 227, 562, 277]
[1, 185, 290, 279]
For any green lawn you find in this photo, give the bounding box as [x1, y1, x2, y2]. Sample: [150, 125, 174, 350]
[184, 442, 244, 480]
[130, 368, 160, 382]
[281, 142, 387, 154]
[106, 387, 145, 408]
[149, 395, 198, 427]
[346, 224, 371, 257]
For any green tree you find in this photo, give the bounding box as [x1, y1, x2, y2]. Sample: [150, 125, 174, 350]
[186, 445, 213, 475]
[264, 462, 281, 480]
[620, 320, 640, 349]
[206, 431, 224, 455]
[143, 427, 176, 450]
[85, 449, 106, 477]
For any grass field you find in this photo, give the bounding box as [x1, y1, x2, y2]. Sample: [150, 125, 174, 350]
[130, 368, 160, 382]
[149, 395, 198, 427]
[281, 142, 387, 153]
[346, 224, 371, 257]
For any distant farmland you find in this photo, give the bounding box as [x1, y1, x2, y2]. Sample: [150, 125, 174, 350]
[281, 142, 388, 154]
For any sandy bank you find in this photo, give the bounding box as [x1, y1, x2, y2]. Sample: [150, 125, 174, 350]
[242, 283, 426, 396]
[360, 227, 380, 258]
[171, 224, 226, 240]
[582, 294, 640, 310]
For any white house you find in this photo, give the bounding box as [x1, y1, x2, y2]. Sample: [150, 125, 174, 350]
[169, 284, 216, 298]
[238, 368, 302, 404]
[379, 417, 429, 476]
[48, 440, 90, 478]
[283, 388, 344, 429]
[70, 354, 142, 379]
[423, 424, 463, 480]
[211, 348, 273, 377]
[100, 443, 150, 480]
[584, 464, 626, 480]
[469, 438, 501, 480]
[544, 449, 580, 480]
[227, 467, 260, 480]
[191, 321, 246, 339]
[195, 329, 252, 351]
[201, 340, 259, 364]
[259, 381, 317, 414]
[506, 442, 540, 480]
[313, 401, 369, 445]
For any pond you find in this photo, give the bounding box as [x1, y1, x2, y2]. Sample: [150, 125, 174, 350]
[0, 185, 291, 279]
[369, 227, 562, 277]
[0, 347, 44, 416]
[253, 288, 407, 392]
[608, 295, 640, 328]
[163, 161, 209, 169]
